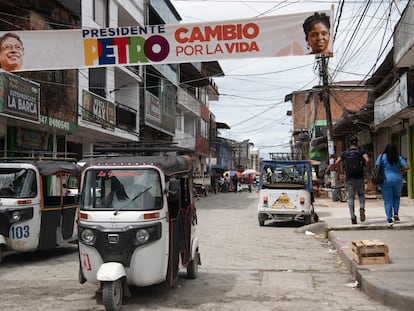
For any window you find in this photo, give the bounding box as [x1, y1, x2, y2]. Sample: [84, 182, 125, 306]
[0, 168, 37, 198]
[81, 168, 162, 211]
[116, 106, 136, 132]
[146, 67, 161, 98]
[199, 119, 208, 139]
[93, 0, 108, 27]
[89, 68, 106, 98]
[176, 108, 183, 130]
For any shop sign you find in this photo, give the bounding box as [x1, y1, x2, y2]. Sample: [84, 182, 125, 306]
[40, 115, 77, 133]
[16, 127, 49, 150]
[82, 89, 115, 129]
[0, 72, 40, 123]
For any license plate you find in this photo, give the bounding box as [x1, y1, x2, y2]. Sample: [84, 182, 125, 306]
[271, 204, 295, 209]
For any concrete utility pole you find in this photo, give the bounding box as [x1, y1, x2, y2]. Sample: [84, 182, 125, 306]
[319, 55, 335, 161]
[318, 55, 337, 200]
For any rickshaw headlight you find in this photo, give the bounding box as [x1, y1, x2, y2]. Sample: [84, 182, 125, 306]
[80, 229, 96, 245]
[11, 211, 21, 222]
[136, 229, 150, 244]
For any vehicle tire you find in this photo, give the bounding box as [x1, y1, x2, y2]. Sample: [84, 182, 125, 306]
[102, 280, 123, 311]
[0, 246, 3, 264]
[258, 214, 265, 226]
[304, 207, 317, 225]
[337, 189, 348, 202]
[78, 265, 86, 284]
[187, 251, 199, 279]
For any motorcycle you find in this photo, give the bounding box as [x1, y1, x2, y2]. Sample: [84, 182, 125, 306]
[78, 154, 200, 311]
[0, 157, 81, 263]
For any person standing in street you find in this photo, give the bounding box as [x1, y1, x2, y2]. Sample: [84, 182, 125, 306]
[376, 143, 409, 226]
[232, 174, 238, 193]
[247, 174, 253, 193]
[334, 136, 370, 224]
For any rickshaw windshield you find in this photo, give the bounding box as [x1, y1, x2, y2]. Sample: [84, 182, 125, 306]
[81, 168, 163, 211]
[0, 168, 37, 198]
[261, 162, 311, 190]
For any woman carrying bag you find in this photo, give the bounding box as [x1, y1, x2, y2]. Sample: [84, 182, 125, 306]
[376, 143, 410, 226]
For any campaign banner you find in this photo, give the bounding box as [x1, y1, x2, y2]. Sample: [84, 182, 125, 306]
[0, 9, 333, 72]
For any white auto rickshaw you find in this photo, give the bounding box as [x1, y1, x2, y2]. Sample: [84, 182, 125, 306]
[257, 158, 317, 226]
[0, 157, 81, 262]
[78, 153, 200, 311]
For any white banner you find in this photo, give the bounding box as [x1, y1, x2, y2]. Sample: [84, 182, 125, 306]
[0, 10, 333, 72]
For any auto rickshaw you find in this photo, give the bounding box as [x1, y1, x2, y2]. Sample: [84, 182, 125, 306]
[78, 153, 200, 311]
[257, 157, 317, 226]
[0, 157, 81, 262]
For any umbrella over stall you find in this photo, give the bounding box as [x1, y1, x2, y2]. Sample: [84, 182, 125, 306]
[241, 169, 260, 176]
[223, 170, 242, 178]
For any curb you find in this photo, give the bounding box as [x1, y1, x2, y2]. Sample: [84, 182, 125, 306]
[327, 229, 413, 311]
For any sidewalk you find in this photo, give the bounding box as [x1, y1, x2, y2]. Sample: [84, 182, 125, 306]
[313, 196, 414, 311]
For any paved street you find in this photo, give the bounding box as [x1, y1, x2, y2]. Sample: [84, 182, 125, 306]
[0, 191, 396, 310]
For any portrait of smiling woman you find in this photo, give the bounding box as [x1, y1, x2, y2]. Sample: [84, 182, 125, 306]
[303, 12, 332, 56]
[0, 32, 24, 71]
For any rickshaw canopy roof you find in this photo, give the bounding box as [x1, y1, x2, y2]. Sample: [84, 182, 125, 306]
[81, 155, 192, 177]
[36, 161, 82, 176]
[261, 160, 313, 168]
[0, 160, 81, 176]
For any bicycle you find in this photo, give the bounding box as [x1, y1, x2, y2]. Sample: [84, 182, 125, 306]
[333, 183, 348, 202]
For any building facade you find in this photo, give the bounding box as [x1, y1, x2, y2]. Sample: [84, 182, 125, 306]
[0, 0, 225, 177]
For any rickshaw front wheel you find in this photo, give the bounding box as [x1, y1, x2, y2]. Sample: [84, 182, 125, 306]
[187, 251, 200, 279]
[102, 280, 123, 311]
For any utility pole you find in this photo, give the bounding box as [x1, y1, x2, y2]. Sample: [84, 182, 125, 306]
[318, 55, 337, 200]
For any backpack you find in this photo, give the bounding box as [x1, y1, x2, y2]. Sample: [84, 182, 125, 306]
[344, 148, 364, 174]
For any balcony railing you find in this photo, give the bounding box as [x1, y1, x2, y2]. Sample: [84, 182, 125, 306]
[176, 87, 200, 116]
[174, 130, 196, 149]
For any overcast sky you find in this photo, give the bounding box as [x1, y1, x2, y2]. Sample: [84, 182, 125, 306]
[170, 0, 408, 159]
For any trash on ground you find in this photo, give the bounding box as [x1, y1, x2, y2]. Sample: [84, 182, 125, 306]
[345, 280, 359, 288]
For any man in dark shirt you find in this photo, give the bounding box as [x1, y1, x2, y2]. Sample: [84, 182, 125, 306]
[334, 136, 370, 224]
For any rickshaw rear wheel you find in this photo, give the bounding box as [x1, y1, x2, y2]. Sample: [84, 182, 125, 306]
[102, 280, 123, 311]
[258, 214, 265, 226]
[187, 251, 200, 279]
[304, 207, 317, 225]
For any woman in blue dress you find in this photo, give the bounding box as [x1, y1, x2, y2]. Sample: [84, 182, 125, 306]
[376, 144, 409, 226]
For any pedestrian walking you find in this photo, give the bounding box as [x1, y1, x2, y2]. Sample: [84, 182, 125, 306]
[375, 143, 409, 226]
[334, 136, 370, 224]
[224, 174, 230, 193]
[247, 174, 253, 193]
[232, 174, 238, 193]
